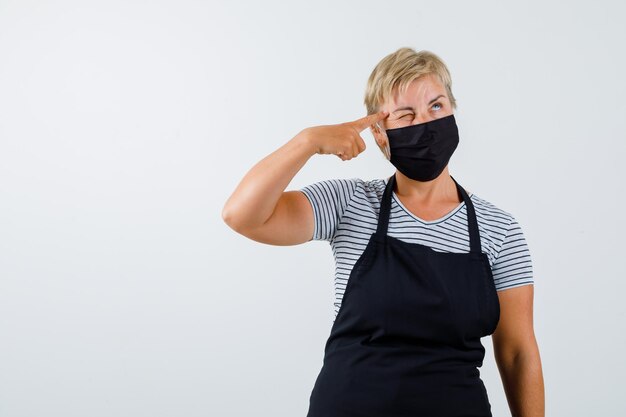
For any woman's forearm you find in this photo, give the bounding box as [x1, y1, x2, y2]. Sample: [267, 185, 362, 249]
[222, 129, 317, 231]
[498, 347, 545, 417]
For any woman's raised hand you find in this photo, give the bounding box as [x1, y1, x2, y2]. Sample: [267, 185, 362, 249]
[223, 109, 389, 245]
[303, 110, 389, 161]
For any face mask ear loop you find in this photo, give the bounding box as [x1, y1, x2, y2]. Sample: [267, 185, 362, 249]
[375, 121, 391, 160]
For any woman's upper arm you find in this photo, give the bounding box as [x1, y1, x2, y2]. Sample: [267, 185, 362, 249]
[232, 190, 315, 246]
[229, 177, 360, 246]
[490, 212, 537, 359]
[492, 284, 536, 362]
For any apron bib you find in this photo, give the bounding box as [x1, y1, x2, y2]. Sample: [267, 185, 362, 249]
[306, 173, 500, 417]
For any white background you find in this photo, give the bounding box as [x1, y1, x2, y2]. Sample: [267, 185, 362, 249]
[1, 1, 624, 416]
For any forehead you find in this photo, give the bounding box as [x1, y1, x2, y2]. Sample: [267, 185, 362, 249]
[388, 74, 446, 106]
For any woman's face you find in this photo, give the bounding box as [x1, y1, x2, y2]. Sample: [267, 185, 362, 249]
[370, 73, 454, 159]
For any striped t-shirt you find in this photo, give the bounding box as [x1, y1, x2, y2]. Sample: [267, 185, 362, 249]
[300, 176, 534, 320]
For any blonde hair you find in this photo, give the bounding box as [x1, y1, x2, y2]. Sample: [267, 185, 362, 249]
[363, 47, 457, 115]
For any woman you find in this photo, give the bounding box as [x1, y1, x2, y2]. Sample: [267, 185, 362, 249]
[222, 47, 544, 417]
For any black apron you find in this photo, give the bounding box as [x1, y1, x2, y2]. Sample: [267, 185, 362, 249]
[306, 173, 500, 417]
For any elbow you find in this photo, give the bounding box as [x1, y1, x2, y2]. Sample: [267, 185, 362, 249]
[222, 202, 255, 234]
[222, 203, 241, 231]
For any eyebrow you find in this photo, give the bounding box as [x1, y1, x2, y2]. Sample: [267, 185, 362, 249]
[392, 94, 445, 113]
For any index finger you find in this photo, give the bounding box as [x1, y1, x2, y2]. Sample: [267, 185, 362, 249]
[351, 110, 389, 132]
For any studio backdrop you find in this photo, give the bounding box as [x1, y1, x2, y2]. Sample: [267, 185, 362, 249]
[0, 1, 624, 416]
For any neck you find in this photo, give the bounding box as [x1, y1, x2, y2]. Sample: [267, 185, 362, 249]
[392, 166, 460, 204]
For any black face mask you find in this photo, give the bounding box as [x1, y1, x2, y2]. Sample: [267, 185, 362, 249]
[384, 113, 459, 182]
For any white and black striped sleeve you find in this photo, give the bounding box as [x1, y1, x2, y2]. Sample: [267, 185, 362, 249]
[492, 215, 535, 290]
[300, 178, 360, 242]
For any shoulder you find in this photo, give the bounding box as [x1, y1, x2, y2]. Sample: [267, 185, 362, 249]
[300, 177, 386, 199]
[467, 193, 534, 290]
[298, 176, 388, 219]
[467, 191, 533, 282]
[361, 177, 387, 197]
[469, 192, 516, 228]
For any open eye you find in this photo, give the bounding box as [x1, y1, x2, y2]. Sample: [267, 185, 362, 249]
[432, 102, 442, 111]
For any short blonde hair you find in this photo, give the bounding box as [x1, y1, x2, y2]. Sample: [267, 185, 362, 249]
[363, 47, 457, 115]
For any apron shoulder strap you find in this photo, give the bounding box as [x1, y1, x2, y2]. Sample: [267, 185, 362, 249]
[451, 175, 482, 255]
